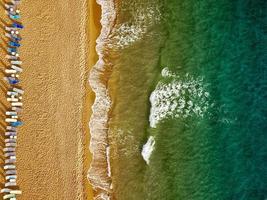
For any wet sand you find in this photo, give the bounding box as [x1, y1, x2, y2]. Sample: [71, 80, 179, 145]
[11, 0, 92, 199]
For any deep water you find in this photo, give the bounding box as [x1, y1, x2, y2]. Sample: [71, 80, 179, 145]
[106, 0, 267, 199]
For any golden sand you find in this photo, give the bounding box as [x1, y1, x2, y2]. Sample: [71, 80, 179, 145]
[4, 0, 100, 199]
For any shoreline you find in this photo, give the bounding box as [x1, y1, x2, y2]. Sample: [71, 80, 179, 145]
[83, 0, 102, 199]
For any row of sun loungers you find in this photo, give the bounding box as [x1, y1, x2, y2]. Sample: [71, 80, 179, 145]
[1, 1, 23, 199]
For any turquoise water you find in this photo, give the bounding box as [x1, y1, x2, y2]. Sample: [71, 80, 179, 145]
[101, 0, 267, 199]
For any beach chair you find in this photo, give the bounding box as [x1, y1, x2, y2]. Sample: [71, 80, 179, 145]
[6, 111, 18, 116]
[5, 118, 17, 123]
[6, 126, 17, 131]
[5, 143, 17, 147]
[11, 61, 22, 65]
[5, 182, 17, 187]
[5, 159, 16, 164]
[4, 152, 16, 157]
[10, 121, 23, 127]
[4, 165, 16, 170]
[11, 65, 23, 72]
[3, 147, 16, 152]
[9, 41, 21, 47]
[3, 193, 16, 200]
[5, 132, 17, 136]
[5, 170, 17, 175]
[13, 87, 24, 94]
[11, 107, 22, 112]
[12, 22, 23, 29]
[11, 102, 22, 107]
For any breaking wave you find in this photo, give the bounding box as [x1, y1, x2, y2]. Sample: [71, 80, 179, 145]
[149, 68, 211, 128]
[141, 136, 155, 164]
[88, 0, 116, 199]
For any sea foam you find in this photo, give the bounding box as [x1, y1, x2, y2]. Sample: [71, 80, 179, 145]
[141, 136, 155, 164]
[149, 68, 210, 128]
[107, 2, 161, 49]
[88, 0, 116, 199]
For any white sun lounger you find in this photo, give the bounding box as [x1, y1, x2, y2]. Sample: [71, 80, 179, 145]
[10, 61, 22, 65]
[5, 170, 17, 175]
[7, 91, 19, 96]
[5, 69, 17, 74]
[4, 165, 16, 170]
[12, 0, 21, 5]
[11, 107, 22, 112]
[11, 102, 22, 107]
[3, 147, 16, 152]
[5, 152, 16, 157]
[5, 139, 17, 143]
[10, 190, 21, 195]
[1, 188, 11, 193]
[9, 178, 16, 183]
[5, 182, 17, 187]
[5, 118, 17, 123]
[5, 132, 17, 136]
[13, 88, 24, 95]
[6, 175, 17, 181]
[6, 54, 19, 60]
[5, 170, 16, 175]
[7, 98, 19, 102]
[11, 65, 22, 72]
[6, 111, 17, 116]
[3, 193, 16, 200]
[5, 143, 17, 147]
[7, 126, 17, 131]
[5, 159, 16, 164]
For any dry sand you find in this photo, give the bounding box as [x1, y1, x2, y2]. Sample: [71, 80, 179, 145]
[0, 0, 98, 199]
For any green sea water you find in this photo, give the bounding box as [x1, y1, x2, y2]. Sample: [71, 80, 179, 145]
[106, 0, 267, 199]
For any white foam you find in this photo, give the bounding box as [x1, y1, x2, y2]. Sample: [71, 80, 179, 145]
[107, 3, 161, 49]
[88, 0, 116, 199]
[149, 69, 211, 128]
[141, 136, 155, 164]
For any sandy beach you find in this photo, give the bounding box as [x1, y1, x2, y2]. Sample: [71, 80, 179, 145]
[1, 0, 96, 199]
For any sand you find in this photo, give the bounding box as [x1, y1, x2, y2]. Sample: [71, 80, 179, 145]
[3, 0, 96, 199]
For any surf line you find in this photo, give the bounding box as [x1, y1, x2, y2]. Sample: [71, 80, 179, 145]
[1, 0, 24, 199]
[88, 0, 116, 199]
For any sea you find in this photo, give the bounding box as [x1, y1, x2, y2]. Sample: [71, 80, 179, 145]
[89, 0, 267, 199]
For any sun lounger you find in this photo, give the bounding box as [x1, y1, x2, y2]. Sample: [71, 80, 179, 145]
[5, 132, 17, 136]
[6, 111, 18, 116]
[1, 188, 11, 193]
[5, 118, 17, 123]
[6, 126, 17, 131]
[5, 170, 16, 175]
[11, 191, 21, 195]
[3, 147, 16, 152]
[11, 107, 22, 112]
[13, 88, 24, 94]
[5, 138, 17, 142]
[5, 182, 17, 187]
[7, 97, 19, 102]
[11, 0, 21, 5]
[5, 159, 16, 164]
[7, 92, 19, 96]
[7, 47, 17, 53]
[9, 14, 21, 20]
[10, 121, 23, 127]
[6, 55, 19, 60]
[12, 23, 23, 29]
[6, 175, 17, 180]
[4, 152, 16, 157]
[11, 65, 22, 72]
[11, 61, 22, 65]
[3, 193, 16, 200]
[5, 143, 17, 147]
[4, 165, 16, 170]
[9, 41, 21, 47]
[5, 69, 17, 74]
[11, 102, 22, 107]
